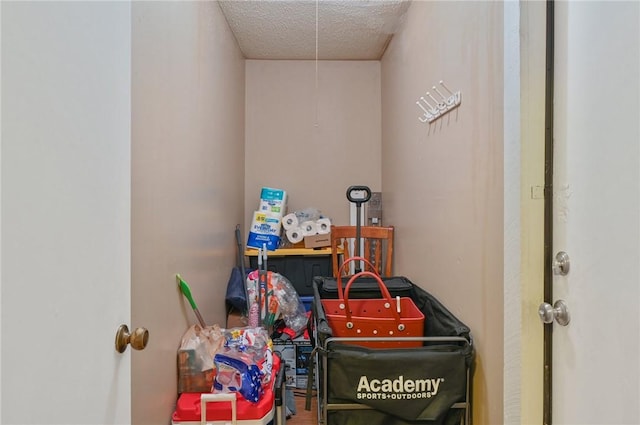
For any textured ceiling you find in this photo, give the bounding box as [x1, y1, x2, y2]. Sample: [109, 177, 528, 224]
[218, 0, 412, 60]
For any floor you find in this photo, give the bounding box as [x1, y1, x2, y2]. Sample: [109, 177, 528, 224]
[286, 389, 317, 425]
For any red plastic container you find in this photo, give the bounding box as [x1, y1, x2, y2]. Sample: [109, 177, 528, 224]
[172, 355, 280, 424]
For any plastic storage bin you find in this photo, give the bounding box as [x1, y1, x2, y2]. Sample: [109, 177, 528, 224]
[246, 248, 333, 296]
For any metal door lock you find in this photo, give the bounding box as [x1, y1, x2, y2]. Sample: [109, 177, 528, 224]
[538, 300, 570, 326]
[553, 251, 570, 275]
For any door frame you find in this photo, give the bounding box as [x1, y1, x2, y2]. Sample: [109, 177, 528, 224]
[504, 1, 547, 423]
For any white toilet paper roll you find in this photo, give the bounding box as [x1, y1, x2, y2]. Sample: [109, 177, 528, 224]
[316, 218, 332, 235]
[282, 213, 299, 230]
[300, 220, 318, 236]
[286, 228, 304, 244]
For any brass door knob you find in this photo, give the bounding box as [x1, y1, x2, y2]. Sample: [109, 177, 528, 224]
[115, 324, 149, 353]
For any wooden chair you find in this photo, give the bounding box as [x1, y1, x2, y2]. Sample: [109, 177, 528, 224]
[330, 225, 394, 277]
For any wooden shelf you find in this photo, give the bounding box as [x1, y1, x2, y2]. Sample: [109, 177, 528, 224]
[244, 247, 339, 257]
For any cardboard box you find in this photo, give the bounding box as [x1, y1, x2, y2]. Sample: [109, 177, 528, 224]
[177, 325, 225, 394]
[225, 309, 247, 329]
[304, 233, 331, 248]
[273, 335, 314, 389]
[295, 342, 314, 389]
[272, 340, 297, 388]
[177, 349, 214, 393]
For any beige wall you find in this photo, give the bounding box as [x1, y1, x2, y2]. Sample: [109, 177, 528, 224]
[131, 2, 245, 423]
[381, 2, 504, 424]
[244, 60, 381, 230]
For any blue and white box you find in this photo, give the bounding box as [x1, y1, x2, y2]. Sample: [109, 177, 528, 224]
[258, 187, 287, 217]
[247, 211, 282, 251]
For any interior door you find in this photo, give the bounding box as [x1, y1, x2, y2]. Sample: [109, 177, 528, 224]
[550, 2, 639, 423]
[2, 2, 133, 424]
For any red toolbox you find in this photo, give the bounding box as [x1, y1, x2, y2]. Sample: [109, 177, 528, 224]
[172, 354, 285, 425]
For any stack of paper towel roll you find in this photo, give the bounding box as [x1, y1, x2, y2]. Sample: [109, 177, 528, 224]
[247, 187, 287, 250]
[282, 212, 331, 244]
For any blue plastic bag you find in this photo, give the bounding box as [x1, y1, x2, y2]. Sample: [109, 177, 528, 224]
[213, 349, 263, 403]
